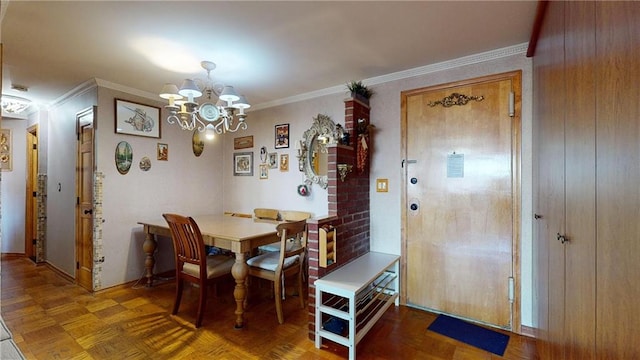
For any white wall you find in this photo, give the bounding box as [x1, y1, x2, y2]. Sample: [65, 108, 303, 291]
[45, 87, 97, 275]
[223, 97, 343, 217]
[96, 87, 225, 288]
[0, 118, 27, 253]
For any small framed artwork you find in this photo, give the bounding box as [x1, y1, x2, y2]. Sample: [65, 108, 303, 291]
[234, 135, 253, 149]
[233, 152, 253, 176]
[280, 154, 289, 172]
[268, 152, 278, 169]
[115, 98, 161, 138]
[259, 164, 269, 179]
[259, 146, 268, 163]
[0, 129, 12, 171]
[275, 123, 289, 149]
[157, 143, 168, 161]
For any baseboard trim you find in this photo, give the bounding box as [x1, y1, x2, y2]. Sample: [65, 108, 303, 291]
[520, 325, 537, 338]
[1, 253, 26, 260]
[44, 261, 75, 284]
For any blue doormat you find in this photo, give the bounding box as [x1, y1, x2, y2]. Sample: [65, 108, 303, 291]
[427, 314, 510, 356]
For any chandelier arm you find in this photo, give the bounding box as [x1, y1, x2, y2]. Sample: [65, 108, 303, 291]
[212, 119, 225, 135]
[226, 118, 248, 133]
[167, 114, 180, 125]
[194, 115, 208, 132]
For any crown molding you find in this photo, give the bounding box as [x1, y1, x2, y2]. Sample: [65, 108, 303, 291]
[51, 78, 161, 109]
[94, 79, 160, 103]
[252, 43, 528, 111]
[51, 79, 98, 108]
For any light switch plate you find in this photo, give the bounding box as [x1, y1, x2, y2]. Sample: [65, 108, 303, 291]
[376, 178, 389, 192]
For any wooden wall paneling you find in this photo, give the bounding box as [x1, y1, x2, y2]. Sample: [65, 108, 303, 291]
[535, 1, 640, 358]
[595, 2, 640, 358]
[563, 1, 597, 358]
[533, 1, 566, 358]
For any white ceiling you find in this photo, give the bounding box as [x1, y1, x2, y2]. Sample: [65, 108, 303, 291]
[1, 1, 537, 111]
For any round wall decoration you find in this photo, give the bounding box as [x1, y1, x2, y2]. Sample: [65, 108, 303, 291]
[192, 129, 204, 157]
[139, 156, 151, 171]
[115, 141, 133, 175]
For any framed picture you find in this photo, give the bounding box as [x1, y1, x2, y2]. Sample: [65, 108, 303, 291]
[279, 154, 289, 172]
[233, 152, 253, 176]
[157, 143, 168, 161]
[259, 146, 268, 163]
[115, 98, 161, 138]
[234, 135, 253, 149]
[115, 141, 133, 175]
[275, 123, 289, 149]
[0, 129, 12, 171]
[259, 164, 269, 179]
[268, 152, 278, 169]
[192, 130, 204, 157]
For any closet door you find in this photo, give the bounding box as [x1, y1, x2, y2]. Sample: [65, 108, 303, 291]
[595, 2, 640, 358]
[533, 1, 566, 358]
[563, 1, 596, 358]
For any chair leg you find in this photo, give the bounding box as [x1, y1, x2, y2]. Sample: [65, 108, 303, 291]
[274, 276, 284, 324]
[297, 272, 305, 309]
[173, 278, 184, 315]
[195, 283, 208, 328]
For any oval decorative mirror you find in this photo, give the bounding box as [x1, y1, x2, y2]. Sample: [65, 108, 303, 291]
[299, 114, 342, 189]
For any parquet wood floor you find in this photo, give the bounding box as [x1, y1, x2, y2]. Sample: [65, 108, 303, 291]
[1, 256, 539, 359]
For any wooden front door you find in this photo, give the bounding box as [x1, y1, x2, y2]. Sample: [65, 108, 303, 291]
[25, 125, 39, 261]
[402, 71, 521, 329]
[76, 107, 95, 291]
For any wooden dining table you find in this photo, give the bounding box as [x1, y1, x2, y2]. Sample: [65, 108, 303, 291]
[137, 214, 280, 328]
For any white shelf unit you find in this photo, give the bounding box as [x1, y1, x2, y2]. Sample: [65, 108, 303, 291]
[314, 252, 400, 360]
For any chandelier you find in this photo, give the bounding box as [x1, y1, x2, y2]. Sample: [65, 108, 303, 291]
[159, 61, 250, 137]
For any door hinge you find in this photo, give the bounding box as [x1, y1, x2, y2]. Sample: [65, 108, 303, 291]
[77, 197, 80, 205]
[32, 143, 37, 150]
[76, 262, 80, 270]
[508, 277, 515, 303]
[32, 239, 37, 245]
[32, 191, 37, 197]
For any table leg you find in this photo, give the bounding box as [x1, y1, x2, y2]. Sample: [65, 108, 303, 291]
[142, 230, 157, 287]
[232, 251, 249, 328]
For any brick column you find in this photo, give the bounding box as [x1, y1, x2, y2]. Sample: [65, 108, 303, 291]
[307, 97, 371, 339]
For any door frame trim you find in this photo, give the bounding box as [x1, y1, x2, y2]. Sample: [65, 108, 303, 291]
[75, 106, 97, 291]
[400, 70, 523, 333]
[25, 124, 39, 262]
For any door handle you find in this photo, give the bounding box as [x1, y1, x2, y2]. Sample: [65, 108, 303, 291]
[84, 209, 93, 215]
[556, 233, 568, 244]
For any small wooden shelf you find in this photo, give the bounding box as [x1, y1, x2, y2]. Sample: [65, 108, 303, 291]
[319, 225, 336, 267]
[314, 252, 400, 360]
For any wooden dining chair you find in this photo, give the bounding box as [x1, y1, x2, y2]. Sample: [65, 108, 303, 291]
[258, 210, 311, 253]
[246, 219, 307, 324]
[162, 213, 235, 328]
[255, 208, 283, 253]
[279, 210, 312, 222]
[253, 208, 280, 221]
